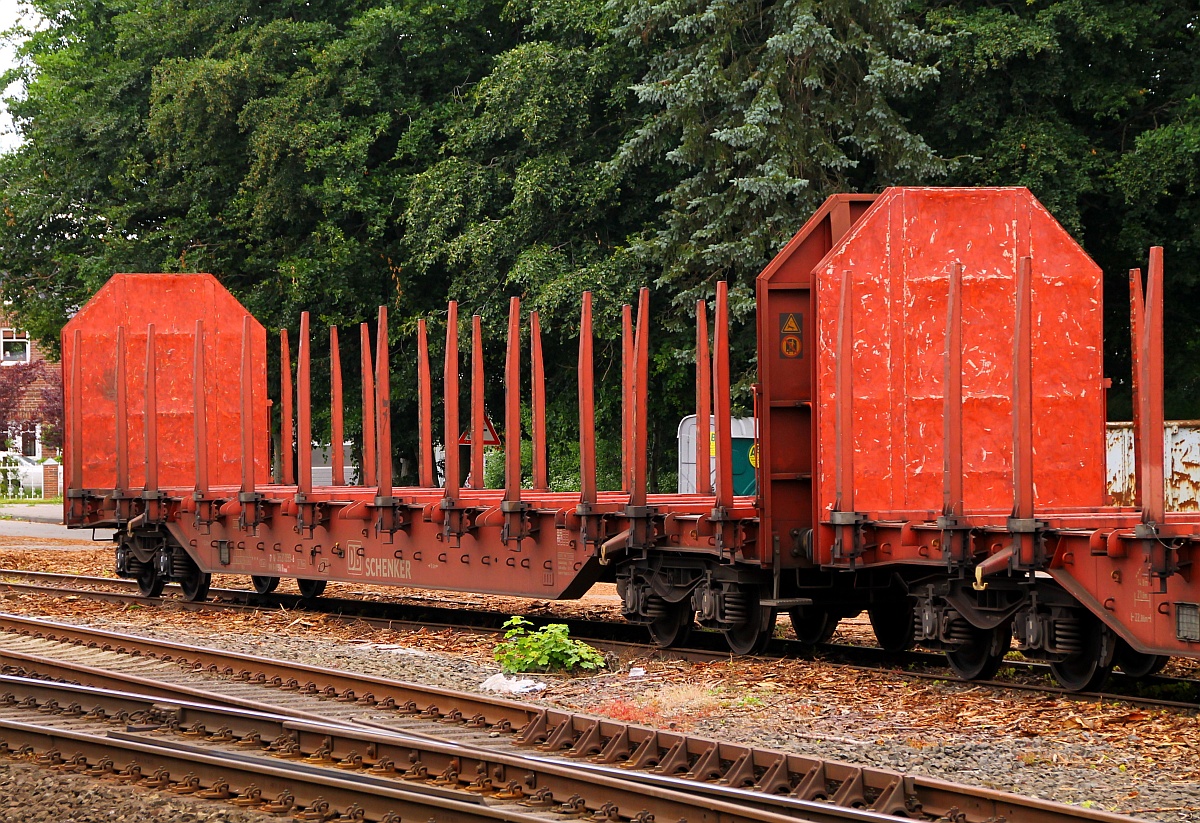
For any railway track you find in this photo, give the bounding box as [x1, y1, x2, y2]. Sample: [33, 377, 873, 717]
[1, 568, 1198, 711]
[0, 674, 817, 823]
[0, 614, 1145, 823]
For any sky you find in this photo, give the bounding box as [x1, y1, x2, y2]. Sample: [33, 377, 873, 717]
[0, 0, 29, 152]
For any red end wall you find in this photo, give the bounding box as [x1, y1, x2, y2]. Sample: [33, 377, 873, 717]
[812, 188, 1106, 530]
[62, 273, 268, 493]
[756, 194, 877, 565]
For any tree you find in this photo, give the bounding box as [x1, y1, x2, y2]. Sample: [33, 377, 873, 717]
[409, 0, 948, 487]
[0, 361, 43, 448]
[0, 0, 514, 475]
[598, 0, 946, 476]
[10, 0, 1199, 487]
[611, 0, 945, 309]
[37, 364, 62, 454]
[908, 0, 1200, 416]
[400, 0, 660, 488]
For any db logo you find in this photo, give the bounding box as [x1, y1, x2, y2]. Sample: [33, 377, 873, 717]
[347, 542, 364, 575]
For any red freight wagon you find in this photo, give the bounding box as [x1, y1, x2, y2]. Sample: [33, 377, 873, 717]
[64, 187, 1200, 690]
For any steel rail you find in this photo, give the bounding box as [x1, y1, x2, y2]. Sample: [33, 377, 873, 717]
[0, 663, 928, 822]
[0, 673, 1151, 823]
[0, 674, 913, 823]
[0, 611, 534, 726]
[0, 717, 536, 823]
[0, 613, 1154, 823]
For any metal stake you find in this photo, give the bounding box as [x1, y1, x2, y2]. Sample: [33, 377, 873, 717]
[360, 323, 376, 488]
[696, 299, 712, 496]
[531, 311, 548, 491]
[280, 329, 294, 485]
[330, 326, 344, 486]
[578, 293, 596, 506]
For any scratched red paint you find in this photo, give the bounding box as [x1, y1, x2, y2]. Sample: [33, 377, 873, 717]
[61, 273, 269, 492]
[813, 188, 1106, 520]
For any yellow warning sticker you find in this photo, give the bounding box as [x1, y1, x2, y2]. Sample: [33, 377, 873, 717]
[748, 443, 759, 469]
[779, 313, 803, 358]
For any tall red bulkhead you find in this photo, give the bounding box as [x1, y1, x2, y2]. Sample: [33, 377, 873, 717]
[62, 273, 268, 497]
[756, 194, 877, 565]
[812, 188, 1107, 558]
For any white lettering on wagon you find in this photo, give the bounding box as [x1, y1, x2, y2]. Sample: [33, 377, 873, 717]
[363, 557, 413, 580]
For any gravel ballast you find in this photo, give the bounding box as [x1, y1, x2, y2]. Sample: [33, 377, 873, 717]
[0, 547, 1196, 821]
[0, 759, 269, 822]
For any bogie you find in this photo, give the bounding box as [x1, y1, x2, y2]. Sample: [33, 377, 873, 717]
[617, 559, 779, 654]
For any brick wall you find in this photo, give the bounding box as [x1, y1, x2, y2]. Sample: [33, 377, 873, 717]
[0, 310, 57, 451]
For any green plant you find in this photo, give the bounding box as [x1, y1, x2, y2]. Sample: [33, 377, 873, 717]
[733, 694, 764, 708]
[494, 617, 606, 674]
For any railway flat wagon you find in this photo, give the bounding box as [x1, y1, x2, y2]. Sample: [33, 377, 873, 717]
[63, 187, 1200, 690]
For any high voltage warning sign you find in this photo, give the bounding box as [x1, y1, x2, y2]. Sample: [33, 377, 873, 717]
[779, 313, 802, 358]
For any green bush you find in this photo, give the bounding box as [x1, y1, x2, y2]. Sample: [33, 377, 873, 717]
[494, 616, 606, 674]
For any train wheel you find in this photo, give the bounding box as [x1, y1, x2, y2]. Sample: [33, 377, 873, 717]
[724, 611, 775, 655]
[297, 579, 327, 599]
[647, 601, 694, 649]
[179, 567, 211, 602]
[137, 566, 164, 598]
[1050, 614, 1115, 692]
[868, 600, 916, 652]
[1115, 641, 1168, 679]
[723, 588, 775, 654]
[945, 623, 1010, 681]
[788, 606, 837, 646]
[251, 576, 280, 595]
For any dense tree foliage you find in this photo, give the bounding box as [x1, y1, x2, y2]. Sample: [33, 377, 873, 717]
[0, 0, 1196, 484]
[613, 0, 943, 302]
[610, 0, 945, 455]
[908, 0, 1200, 415]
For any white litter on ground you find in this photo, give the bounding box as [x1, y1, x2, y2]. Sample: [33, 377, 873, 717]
[480, 673, 547, 694]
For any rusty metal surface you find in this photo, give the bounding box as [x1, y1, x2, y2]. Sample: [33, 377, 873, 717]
[61, 273, 268, 495]
[1107, 421, 1200, 511]
[530, 311, 548, 491]
[56, 189, 1200, 663]
[1139, 248, 1167, 524]
[755, 194, 876, 567]
[62, 274, 758, 601]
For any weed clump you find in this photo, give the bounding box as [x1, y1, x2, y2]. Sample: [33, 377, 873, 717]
[494, 616, 606, 674]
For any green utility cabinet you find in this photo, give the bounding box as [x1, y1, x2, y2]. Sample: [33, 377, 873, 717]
[676, 415, 758, 496]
